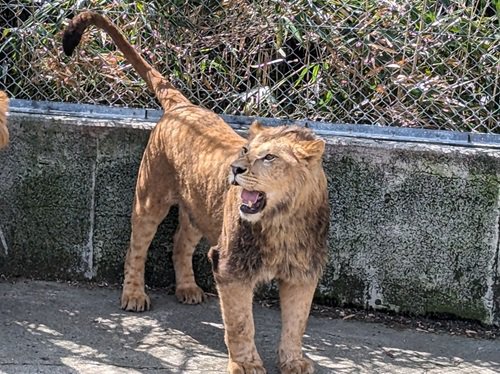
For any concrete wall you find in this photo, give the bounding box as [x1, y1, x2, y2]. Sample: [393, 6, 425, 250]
[0, 112, 499, 325]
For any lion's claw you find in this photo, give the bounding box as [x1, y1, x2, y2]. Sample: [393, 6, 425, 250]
[280, 357, 314, 374]
[175, 285, 206, 304]
[228, 360, 266, 374]
[121, 290, 151, 312]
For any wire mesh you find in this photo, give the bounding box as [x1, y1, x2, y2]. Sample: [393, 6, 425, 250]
[0, 0, 498, 132]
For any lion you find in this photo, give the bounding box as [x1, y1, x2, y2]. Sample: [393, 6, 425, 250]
[0, 91, 9, 149]
[63, 11, 329, 374]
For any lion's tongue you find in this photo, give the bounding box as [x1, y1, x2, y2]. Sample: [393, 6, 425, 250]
[241, 189, 260, 205]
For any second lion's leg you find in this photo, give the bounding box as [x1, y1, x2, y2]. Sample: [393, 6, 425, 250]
[217, 281, 266, 374]
[121, 149, 172, 312]
[122, 213, 168, 311]
[278, 279, 317, 374]
[173, 207, 205, 304]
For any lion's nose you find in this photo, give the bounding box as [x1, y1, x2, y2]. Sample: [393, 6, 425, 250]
[231, 165, 247, 175]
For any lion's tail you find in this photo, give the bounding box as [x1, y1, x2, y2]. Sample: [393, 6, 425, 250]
[62, 11, 190, 111]
[0, 91, 9, 149]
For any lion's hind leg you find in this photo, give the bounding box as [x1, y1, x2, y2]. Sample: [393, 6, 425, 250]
[121, 150, 173, 312]
[0, 91, 9, 148]
[173, 207, 206, 304]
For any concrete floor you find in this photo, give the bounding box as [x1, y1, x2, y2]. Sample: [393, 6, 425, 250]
[1, 280, 499, 374]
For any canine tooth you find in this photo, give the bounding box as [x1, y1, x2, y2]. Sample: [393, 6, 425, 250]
[248, 200, 253, 208]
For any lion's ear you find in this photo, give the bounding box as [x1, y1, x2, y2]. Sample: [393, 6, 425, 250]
[248, 121, 264, 138]
[298, 139, 325, 161]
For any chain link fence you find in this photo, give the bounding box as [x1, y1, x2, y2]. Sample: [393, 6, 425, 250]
[1, 0, 498, 132]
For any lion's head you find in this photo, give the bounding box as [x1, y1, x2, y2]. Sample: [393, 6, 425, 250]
[0, 91, 9, 149]
[229, 121, 326, 222]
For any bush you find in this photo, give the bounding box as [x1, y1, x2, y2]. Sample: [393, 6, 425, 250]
[0, 0, 498, 132]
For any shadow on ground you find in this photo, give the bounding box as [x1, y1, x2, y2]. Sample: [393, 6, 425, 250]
[0, 280, 499, 373]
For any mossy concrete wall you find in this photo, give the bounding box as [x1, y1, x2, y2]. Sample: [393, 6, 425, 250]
[321, 138, 499, 326]
[0, 113, 499, 325]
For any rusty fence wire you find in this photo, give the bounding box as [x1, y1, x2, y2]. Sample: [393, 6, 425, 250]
[0, 0, 498, 132]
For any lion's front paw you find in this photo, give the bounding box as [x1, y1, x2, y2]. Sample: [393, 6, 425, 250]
[121, 289, 151, 312]
[228, 360, 266, 374]
[175, 284, 206, 304]
[280, 357, 314, 374]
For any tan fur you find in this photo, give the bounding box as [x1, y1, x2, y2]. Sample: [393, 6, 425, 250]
[63, 12, 329, 373]
[0, 91, 9, 149]
[211, 123, 329, 374]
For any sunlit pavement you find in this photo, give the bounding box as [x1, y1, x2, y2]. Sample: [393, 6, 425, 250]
[1, 280, 499, 374]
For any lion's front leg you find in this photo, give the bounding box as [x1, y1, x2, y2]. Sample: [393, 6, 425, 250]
[278, 279, 317, 374]
[217, 281, 266, 374]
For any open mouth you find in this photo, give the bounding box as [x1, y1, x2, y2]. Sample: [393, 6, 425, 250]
[240, 189, 266, 214]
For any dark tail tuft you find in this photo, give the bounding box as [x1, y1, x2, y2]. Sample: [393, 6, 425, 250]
[62, 23, 84, 56]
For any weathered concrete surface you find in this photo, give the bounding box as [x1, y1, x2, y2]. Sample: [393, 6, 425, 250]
[0, 114, 213, 293]
[321, 138, 500, 325]
[1, 280, 500, 374]
[0, 112, 499, 325]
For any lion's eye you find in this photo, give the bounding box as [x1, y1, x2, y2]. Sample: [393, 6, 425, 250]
[263, 154, 276, 161]
[241, 146, 249, 155]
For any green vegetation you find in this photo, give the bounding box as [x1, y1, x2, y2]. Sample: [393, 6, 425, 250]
[0, 0, 498, 131]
